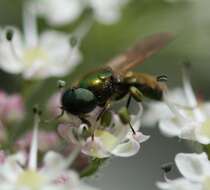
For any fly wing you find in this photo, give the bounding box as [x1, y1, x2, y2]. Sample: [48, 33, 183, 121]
[106, 32, 173, 74]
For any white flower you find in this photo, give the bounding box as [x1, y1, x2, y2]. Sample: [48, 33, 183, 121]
[88, 0, 129, 24]
[157, 152, 210, 190]
[29, 0, 130, 25]
[159, 69, 210, 144]
[0, 115, 98, 190]
[142, 88, 187, 127]
[30, 0, 84, 26]
[0, 27, 81, 79]
[0, 2, 81, 79]
[58, 104, 150, 158]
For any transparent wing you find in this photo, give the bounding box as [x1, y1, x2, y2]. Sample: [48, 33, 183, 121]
[106, 32, 173, 74]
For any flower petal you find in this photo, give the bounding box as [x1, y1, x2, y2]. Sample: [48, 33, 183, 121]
[195, 119, 210, 144]
[0, 27, 24, 73]
[111, 138, 140, 157]
[57, 124, 79, 145]
[175, 152, 210, 181]
[131, 132, 150, 143]
[89, 0, 129, 24]
[41, 151, 67, 176]
[157, 178, 202, 190]
[0, 152, 26, 182]
[82, 137, 110, 158]
[200, 102, 210, 118]
[31, 0, 83, 25]
[159, 118, 182, 137]
[95, 130, 118, 151]
[24, 30, 81, 79]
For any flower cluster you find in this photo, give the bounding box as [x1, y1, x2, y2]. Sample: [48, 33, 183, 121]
[0, 0, 209, 190]
[57, 104, 149, 158]
[144, 67, 210, 145]
[29, 0, 130, 25]
[159, 73, 210, 144]
[157, 152, 210, 190]
[142, 66, 210, 189]
[0, 23, 81, 79]
[0, 115, 97, 190]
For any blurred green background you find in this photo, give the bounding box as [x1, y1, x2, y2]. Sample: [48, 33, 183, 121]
[0, 0, 209, 189]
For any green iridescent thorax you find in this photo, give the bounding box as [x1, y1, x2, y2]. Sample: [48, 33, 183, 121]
[79, 68, 115, 106]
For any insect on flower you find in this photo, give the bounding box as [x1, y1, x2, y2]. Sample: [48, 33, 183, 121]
[60, 33, 173, 136]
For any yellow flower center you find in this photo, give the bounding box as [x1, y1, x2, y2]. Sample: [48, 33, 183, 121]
[200, 119, 210, 138]
[95, 130, 118, 150]
[203, 176, 210, 190]
[17, 170, 46, 190]
[23, 48, 49, 67]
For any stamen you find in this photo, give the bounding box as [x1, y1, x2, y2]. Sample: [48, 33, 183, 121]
[64, 146, 81, 168]
[22, 2, 38, 47]
[128, 121, 136, 134]
[5, 29, 13, 41]
[70, 36, 78, 48]
[161, 162, 173, 182]
[182, 63, 197, 107]
[71, 16, 94, 46]
[161, 162, 173, 173]
[78, 124, 89, 136]
[28, 109, 41, 170]
[67, 16, 94, 61]
[157, 75, 188, 122]
[4, 28, 24, 64]
[163, 91, 189, 123]
[182, 63, 205, 122]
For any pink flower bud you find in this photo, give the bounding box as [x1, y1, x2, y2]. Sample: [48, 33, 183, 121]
[0, 150, 6, 164]
[0, 90, 25, 124]
[16, 130, 60, 152]
[4, 95, 25, 123]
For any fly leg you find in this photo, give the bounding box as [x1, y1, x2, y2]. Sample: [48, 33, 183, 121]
[126, 95, 132, 109]
[129, 86, 144, 103]
[120, 87, 143, 134]
[96, 101, 111, 121]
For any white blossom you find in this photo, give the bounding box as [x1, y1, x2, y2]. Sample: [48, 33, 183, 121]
[0, 2, 82, 80]
[29, 0, 130, 25]
[142, 88, 187, 127]
[0, 114, 98, 190]
[30, 0, 84, 26]
[87, 0, 129, 24]
[157, 152, 210, 190]
[58, 104, 150, 158]
[0, 27, 81, 79]
[158, 69, 210, 144]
